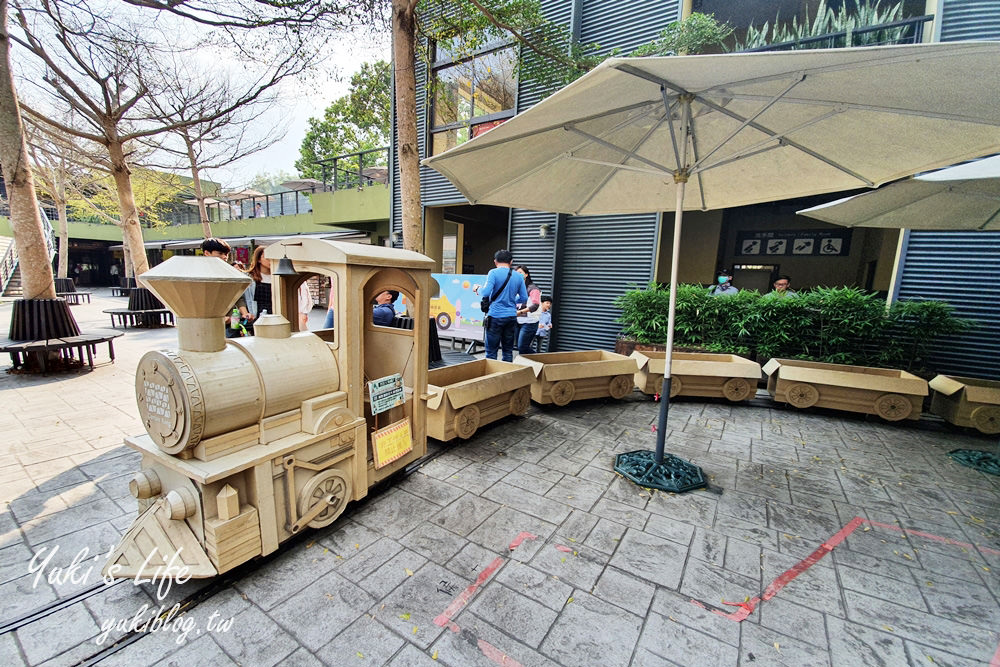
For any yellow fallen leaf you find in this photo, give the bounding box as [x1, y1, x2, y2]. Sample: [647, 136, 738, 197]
[573, 551, 578, 556]
[323, 548, 329, 555]
[568, 538, 576, 542]
[863, 526, 871, 532]
[412, 626, 419, 634]
[984, 566, 991, 572]
[567, 596, 574, 603]
[405, 568, 414, 576]
[400, 613, 411, 620]
[326, 593, 334, 600]
[357, 651, 364, 659]
[355, 543, 360, 549]
[773, 642, 781, 653]
[306, 541, 315, 549]
[561, 557, 566, 562]
[883, 625, 893, 632]
[926, 581, 934, 586]
[432, 650, 438, 660]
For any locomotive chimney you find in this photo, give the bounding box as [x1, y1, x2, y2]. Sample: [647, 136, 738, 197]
[139, 256, 252, 352]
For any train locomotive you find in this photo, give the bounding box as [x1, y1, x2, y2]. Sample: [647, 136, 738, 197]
[103, 239, 435, 579]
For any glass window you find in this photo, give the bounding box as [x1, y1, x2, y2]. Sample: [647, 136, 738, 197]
[430, 45, 516, 155]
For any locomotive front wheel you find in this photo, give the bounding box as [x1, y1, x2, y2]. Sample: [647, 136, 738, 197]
[454, 405, 481, 439]
[608, 375, 633, 399]
[971, 405, 1000, 434]
[786, 382, 819, 409]
[509, 387, 530, 416]
[298, 469, 352, 529]
[550, 381, 575, 406]
[722, 377, 755, 402]
[874, 393, 912, 421]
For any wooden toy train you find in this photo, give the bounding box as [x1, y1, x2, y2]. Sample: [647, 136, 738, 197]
[103, 239, 999, 581]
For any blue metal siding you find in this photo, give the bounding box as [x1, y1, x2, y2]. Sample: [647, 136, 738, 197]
[940, 0, 1000, 41]
[896, 231, 1000, 378]
[554, 213, 658, 350]
[509, 209, 558, 293]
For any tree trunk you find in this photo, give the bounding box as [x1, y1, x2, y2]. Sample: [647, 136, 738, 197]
[0, 0, 54, 299]
[122, 238, 133, 279]
[55, 164, 68, 279]
[185, 134, 212, 238]
[107, 138, 149, 275]
[392, 0, 422, 253]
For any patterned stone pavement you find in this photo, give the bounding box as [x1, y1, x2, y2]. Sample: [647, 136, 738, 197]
[1, 291, 999, 666]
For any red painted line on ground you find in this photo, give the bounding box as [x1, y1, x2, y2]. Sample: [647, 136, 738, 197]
[478, 639, 526, 667]
[554, 544, 572, 553]
[508, 532, 537, 551]
[864, 519, 1000, 556]
[434, 556, 505, 628]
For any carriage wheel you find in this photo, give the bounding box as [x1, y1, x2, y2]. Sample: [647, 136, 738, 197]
[786, 382, 819, 408]
[608, 374, 634, 399]
[668, 376, 682, 398]
[874, 393, 912, 422]
[298, 469, 352, 529]
[970, 405, 1000, 434]
[722, 377, 755, 402]
[454, 405, 481, 439]
[508, 387, 531, 416]
[550, 381, 576, 406]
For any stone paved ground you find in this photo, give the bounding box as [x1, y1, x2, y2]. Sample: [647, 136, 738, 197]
[1, 291, 999, 666]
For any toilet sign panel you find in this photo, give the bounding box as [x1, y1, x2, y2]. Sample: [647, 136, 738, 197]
[737, 229, 851, 256]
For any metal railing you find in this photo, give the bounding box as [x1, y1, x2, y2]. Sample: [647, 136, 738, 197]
[0, 203, 56, 294]
[313, 147, 390, 192]
[744, 15, 933, 52]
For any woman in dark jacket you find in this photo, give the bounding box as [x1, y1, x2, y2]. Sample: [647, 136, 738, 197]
[246, 246, 273, 316]
[514, 265, 542, 354]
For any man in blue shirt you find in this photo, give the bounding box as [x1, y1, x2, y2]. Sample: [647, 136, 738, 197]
[372, 290, 398, 326]
[479, 249, 528, 361]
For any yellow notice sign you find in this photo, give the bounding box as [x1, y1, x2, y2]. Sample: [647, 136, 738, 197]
[372, 418, 413, 469]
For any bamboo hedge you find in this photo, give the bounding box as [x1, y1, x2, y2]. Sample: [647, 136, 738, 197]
[614, 283, 971, 374]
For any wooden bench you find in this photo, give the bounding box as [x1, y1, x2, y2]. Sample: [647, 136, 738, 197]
[103, 308, 175, 329]
[0, 330, 123, 374]
[57, 291, 92, 305]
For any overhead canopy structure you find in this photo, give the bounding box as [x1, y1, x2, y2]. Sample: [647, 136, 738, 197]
[279, 178, 327, 192]
[423, 41, 1000, 491]
[797, 154, 1000, 229]
[221, 189, 266, 200]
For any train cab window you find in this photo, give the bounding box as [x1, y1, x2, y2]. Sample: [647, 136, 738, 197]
[371, 289, 405, 329]
[311, 273, 338, 344]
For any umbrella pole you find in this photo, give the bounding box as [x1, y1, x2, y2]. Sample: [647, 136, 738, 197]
[655, 181, 686, 464]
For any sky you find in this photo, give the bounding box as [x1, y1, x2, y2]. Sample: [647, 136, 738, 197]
[213, 33, 392, 189]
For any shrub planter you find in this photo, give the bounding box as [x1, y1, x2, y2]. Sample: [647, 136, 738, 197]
[763, 358, 927, 422]
[425, 360, 535, 441]
[514, 350, 638, 406]
[929, 375, 1000, 434]
[631, 351, 762, 401]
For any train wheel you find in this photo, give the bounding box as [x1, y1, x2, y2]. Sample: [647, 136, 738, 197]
[454, 405, 481, 439]
[786, 382, 819, 409]
[298, 469, 352, 529]
[436, 312, 452, 329]
[550, 380, 576, 406]
[971, 405, 1000, 434]
[509, 387, 530, 416]
[874, 393, 912, 422]
[669, 376, 682, 398]
[608, 374, 633, 399]
[722, 377, 755, 402]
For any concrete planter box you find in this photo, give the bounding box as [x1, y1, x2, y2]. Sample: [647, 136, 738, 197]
[514, 350, 638, 406]
[426, 360, 535, 441]
[763, 358, 927, 421]
[929, 375, 1000, 434]
[631, 351, 762, 401]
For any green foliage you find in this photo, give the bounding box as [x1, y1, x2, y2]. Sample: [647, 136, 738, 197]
[632, 13, 734, 57]
[295, 61, 391, 180]
[615, 284, 971, 374]
[731, 0, 905, 51]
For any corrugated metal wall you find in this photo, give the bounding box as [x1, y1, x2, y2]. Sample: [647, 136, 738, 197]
[554, 214, 659, 350]
[580, 0, 680, 54]
[940, 0, 1000, 40]
[890, 2, 1000, 377]
[895, 231, 1000, 378]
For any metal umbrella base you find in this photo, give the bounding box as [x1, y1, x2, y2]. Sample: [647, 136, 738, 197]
[614, 450, 707, 493]
[949, 449, 1000, 476]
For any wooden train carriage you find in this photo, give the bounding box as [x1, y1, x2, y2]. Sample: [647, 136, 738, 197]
[631, 350, 761, 401]
[929, 375, 1000, 434]
[513, 350, 638, 406]
[426, 360, 535, 441]
[763, 358, 927, 422]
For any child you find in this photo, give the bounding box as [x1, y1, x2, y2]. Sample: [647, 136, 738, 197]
[534, 296, 553, 352]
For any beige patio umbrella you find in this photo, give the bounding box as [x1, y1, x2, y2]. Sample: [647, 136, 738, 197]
[797, 154, 1000, 229]
[422, 41, 1000, 491]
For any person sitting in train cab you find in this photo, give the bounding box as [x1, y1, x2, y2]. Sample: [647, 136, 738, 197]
[373, 290, 399, 325]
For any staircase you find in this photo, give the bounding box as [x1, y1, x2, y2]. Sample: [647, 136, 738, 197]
[3, 264, 22, 297]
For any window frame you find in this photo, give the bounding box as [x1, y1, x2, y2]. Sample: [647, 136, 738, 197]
[428, 39, 518, 155]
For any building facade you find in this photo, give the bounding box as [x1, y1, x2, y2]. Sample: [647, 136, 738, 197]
[392, 0, 998, 376]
